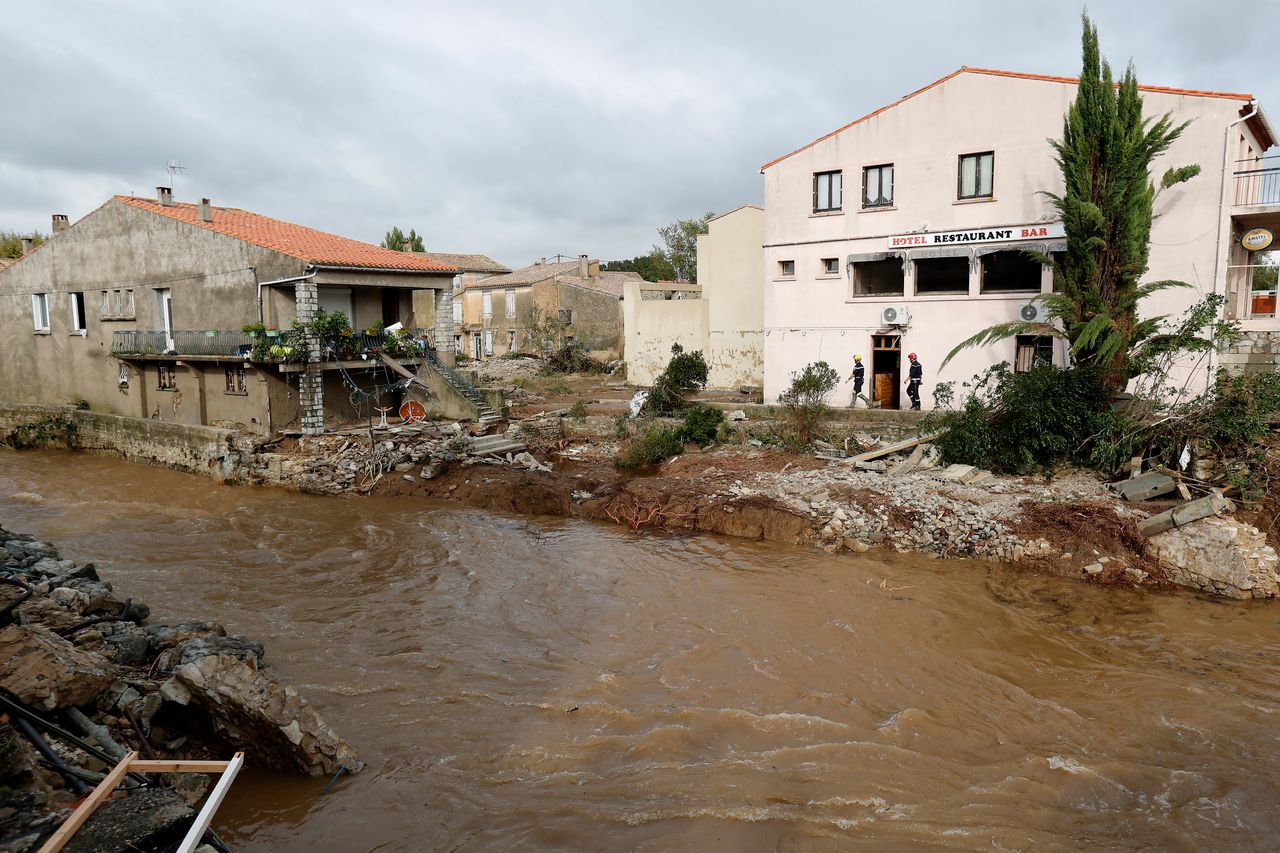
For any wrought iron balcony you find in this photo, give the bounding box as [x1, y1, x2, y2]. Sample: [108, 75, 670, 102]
[111, 330, 255, 357]
[112, 328, 439, 360]
[1233, 155, 1280, 207]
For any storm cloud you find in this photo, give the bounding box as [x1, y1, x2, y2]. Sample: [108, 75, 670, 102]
[0, 1, 1271, 265]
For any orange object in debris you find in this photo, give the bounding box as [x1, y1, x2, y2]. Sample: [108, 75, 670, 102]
[399, 400, 427, 423]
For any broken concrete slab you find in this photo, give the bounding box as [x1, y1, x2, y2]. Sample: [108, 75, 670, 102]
[1137, 494, 1232, 537]
[846, 432, 943, 465]
[1114, 472, 1176, 502]
[940, 464, 977, 482]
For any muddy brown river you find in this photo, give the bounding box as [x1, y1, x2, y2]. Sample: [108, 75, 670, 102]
[3, 451, 1279, 851]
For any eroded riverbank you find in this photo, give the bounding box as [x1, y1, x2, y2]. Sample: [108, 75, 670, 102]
[3, 450, 1280, 850]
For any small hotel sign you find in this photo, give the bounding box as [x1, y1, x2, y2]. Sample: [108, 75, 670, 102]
[888, 223, 1066, 249]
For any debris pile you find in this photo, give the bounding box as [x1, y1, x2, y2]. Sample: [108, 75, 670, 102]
[0, 526, 360, 851]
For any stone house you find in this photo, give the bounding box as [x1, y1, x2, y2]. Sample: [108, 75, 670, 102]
[408, 252, 510, 355]
[458, 255, 641, 360]
[624, 204, 764, 389]
[760, 67, 1276, 409]
[0, 189, 466, 435]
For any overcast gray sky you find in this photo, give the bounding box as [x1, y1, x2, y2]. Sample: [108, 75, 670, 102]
[1, 1, 1273, 265]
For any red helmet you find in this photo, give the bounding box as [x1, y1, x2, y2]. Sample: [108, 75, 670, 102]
[907, 352, 917, 360]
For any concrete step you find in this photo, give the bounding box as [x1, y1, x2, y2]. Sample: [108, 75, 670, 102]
[470, 436, 525, 456]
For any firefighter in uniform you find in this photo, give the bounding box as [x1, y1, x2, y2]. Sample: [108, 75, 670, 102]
[848, 354, 873, 408]
[905, 352, 923, 410]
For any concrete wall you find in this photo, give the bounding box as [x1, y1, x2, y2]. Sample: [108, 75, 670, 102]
[534, 279, 623, 359]
[760, 71, 1267, 408]
[0, 402, 256, 481]
[622, 282, 708, 386]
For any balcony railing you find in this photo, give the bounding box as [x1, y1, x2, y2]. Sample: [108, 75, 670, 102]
[112, 329, 438, 360]
[1234, 155, 1280, 207]
[112, 330, 255, 356]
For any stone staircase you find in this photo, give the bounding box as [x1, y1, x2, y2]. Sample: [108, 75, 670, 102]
[421, 349, 503, 431]
[468, 433, 527, 457]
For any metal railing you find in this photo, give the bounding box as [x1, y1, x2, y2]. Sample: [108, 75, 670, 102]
[112, 330, 255, 356]
[1233, 155, 1280, 206]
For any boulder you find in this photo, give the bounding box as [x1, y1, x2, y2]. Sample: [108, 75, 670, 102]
[144, 622, 227, 654]
[0, 625, 117, 711]
[1147, 517, 1280, 599]
[162, 653, 361, 776]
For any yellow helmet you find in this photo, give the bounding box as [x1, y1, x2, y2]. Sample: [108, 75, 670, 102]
[853, 354, 862, 361]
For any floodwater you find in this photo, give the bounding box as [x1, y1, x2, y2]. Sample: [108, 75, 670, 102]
[3, 451, 1279, 852]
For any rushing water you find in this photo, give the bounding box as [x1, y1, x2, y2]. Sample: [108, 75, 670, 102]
[3, 450, 1279, 851]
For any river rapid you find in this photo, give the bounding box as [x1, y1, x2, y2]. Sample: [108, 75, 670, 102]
[2, 450, 1278, 851]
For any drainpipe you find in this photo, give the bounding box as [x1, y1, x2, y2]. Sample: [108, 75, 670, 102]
[1209, 102, 1260, 382]
[255, 266, 317, 325]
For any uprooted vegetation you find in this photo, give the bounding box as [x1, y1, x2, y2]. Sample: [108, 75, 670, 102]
[643, 343, 708, 415]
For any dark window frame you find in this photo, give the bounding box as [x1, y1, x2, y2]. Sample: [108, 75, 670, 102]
[224, 365, 248, 395]
[778, 259, 796, 278]
[69, 292, 86, 333]
[862, 163, 894, 208]
[1014, 335, 1055, 372]
[813, 170, 843, 213]
[821, 257, 840, 276]
[157, 364, 177, 391]
[957, 151, 995, 200]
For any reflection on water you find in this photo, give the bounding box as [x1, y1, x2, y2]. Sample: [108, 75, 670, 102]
[3, 450, 1279, 851]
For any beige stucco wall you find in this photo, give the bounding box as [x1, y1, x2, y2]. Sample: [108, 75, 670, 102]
[622, 282, 708, 385]
[458, 274, 623, 361]
[761, 71, 1268, 408]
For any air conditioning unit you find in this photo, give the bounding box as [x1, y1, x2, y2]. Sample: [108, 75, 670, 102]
[1019, 302, 1049, 323]
[880, 305, 911, 326]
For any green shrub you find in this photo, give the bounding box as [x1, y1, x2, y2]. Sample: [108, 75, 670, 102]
[613, 414, 630, 438]
[778, 361, 839, 446]
[546, 342, 606, 374]
[678, 403, 724, 447]
[566, 399, 588, 421]
[645, 343, 709, 415]
[615, 423, 684, 469]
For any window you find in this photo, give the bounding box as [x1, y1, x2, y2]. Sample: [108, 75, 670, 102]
[505, 288, 516, 316]
[69, 292, 86, 333]
[813, 170, 842, 212]
[822, 258, 840, 276]
[118, 364, 130, 388]
[483, 329, 494, 356]
[980, 251, 1042, 293]
[558, 308, 573, 326]
[482, 291, 492, 322]
[850, 258, 905, 297]
[862, 164, 894, 208]
[778, 260, 796, 278]
[158, 364, 177, 390]
[452, 274, 463, 291]
[452, 300, 463, 324]
[507, 329, 516, 352]
[914, 257, 970, 294]
[453, 334, 462, 353]
[958, 152, 994, 199]
[1015, 335, 1054, 372]
[224, 365, 247, 394]
[31, 293, 49, 331]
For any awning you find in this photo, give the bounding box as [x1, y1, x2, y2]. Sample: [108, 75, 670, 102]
[846, 251, 888, 265]
[909, 246, 973, 261]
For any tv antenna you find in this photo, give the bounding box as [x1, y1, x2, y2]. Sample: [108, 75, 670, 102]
[166, 160, 186, 194]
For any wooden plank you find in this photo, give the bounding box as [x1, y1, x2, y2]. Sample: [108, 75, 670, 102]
[845, 432, 943, 465]
[128, 759, 232, 774]
[38, 750, 139, 853]
[1138, 496, 1224, 537]
[176, 752, 244, 853]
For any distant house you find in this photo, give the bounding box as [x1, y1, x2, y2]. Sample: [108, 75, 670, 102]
[624, 204, 764, 389]
[408, 252, 510, 356]
[0, 188, 476, 435]
[459, 255, 641, 360]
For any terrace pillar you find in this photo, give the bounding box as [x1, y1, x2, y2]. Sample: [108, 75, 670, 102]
[434, 286, 456, 367]
[295, 279, 325, 435]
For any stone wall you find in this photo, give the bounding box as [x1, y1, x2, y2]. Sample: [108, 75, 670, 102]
[1147, 516, 1280, 599]
[0, 402, 256, 481]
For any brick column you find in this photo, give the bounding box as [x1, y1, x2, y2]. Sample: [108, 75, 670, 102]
[295, 280, 325, 434]
[434, 285, 456, 367]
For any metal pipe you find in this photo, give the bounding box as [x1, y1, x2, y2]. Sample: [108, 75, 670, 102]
[13, 715, 90, 796]
[0, 692, 150, 787]
[257, 266, 317, 325]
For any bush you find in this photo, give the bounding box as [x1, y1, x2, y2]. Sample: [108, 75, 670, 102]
[566, 399, 588, 421]
[778, 361, 839, 446]
[614, 423, 684, 469]
[645, 343, 708, 415]
[678, 403, 724, 447]
[546, 342, 605, 374]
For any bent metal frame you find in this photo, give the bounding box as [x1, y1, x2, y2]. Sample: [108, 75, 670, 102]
[38, 750, 244, 853]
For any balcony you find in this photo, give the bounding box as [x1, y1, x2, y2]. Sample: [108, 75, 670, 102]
[1233, 155, 1280, 208]
[112, 329, 437, 364]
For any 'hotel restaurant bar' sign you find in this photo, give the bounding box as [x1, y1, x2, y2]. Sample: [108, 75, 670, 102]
[888, 223, 1066, 249]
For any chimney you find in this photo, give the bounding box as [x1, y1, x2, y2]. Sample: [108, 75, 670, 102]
[51, 214, 69, 234]
[20, 237, 33, 255]
[156, 186, 173, 206]
[538, 257, 546, 265]
[578, 254, 589, 279]
[199, 198, 213, 223]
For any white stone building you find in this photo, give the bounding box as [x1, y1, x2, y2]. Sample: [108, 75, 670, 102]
[760, 67, 1276, 409]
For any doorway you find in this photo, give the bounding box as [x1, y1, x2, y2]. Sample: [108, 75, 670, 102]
[871, 333, 901, 410]
[472, 334, 483, 360]
[381, 289, 400, 327]
[155, 288, 174, 350]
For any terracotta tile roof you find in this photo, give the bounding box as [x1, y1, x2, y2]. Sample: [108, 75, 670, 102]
[0, 257, 17, 272]
[761, 67, 1257, 172]
[114, 196, 458, 273]
[419, 252, 510, 273]
[468, 259, 585, 289]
